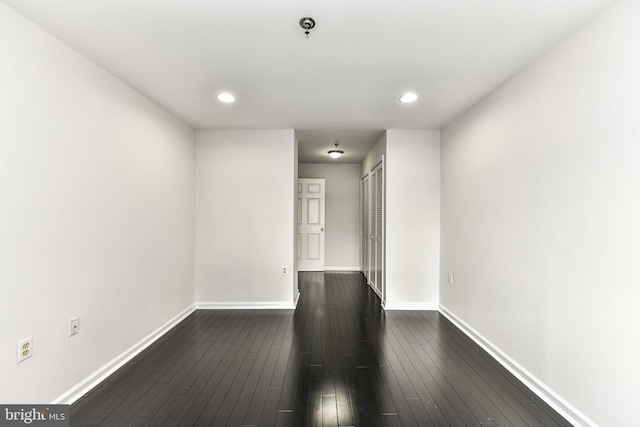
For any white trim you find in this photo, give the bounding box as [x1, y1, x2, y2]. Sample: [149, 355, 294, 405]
[294, 291, 301, 308]
[196, 301, 296, 310]
[52, 304, 196, 405]
[439, 305, 597, 427]
[325, 266, 360, 271]
[383, 301, 439, 311]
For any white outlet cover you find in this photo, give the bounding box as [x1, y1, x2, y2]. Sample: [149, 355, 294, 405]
[69, 317, 80, 336]
[17, 337, 33, 363]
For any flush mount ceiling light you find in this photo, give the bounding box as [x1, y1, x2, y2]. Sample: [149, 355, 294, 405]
[299, 17, 316, 38]
[328, 142, 344, 159]
[400, 92, 418, 103]
[217, 92, 235, 103]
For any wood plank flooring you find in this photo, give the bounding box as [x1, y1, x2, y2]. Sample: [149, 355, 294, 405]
[70, 272, 571, 426]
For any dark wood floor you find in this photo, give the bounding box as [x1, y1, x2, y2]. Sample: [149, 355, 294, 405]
[71, 272, 570, 426]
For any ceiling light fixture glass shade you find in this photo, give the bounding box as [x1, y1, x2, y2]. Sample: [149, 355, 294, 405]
[217, 92, 235, 103]
[328, 143, 344, 159]
[400, 92, 418, 103]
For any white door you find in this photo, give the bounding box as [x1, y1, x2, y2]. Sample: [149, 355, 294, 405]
[297, 179, 326, 271]
[361, 160, 384, 301]
[361, 176, 369, 280]
[369, 166, 378, 291]
[372, 162, 384, 297]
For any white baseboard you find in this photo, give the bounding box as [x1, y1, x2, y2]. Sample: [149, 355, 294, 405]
[325, 266, 360, 271]
[294, 291, 301, 308]
[384, 301, 439, 310]
[439, 305, 596, 427]
[196, 301, 296, 310]
[52, 304, 196, 405]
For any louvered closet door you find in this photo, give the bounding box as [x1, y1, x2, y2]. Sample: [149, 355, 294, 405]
[361, 160, 384, 300]
[369, 169, 377, 289]
[361, 176, 369, 279]
[373, 163, 384, 296]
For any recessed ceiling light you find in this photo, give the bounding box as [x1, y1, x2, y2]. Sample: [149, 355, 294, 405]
[217, 92, 235, 103]
[400, 92, 418, 103]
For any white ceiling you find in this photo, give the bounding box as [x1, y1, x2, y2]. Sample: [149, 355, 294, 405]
[3, 0, 617, 162]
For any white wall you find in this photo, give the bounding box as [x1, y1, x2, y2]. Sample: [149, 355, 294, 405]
[0, 3, 195, 404]
[362, 133, 386, 177]
[195, 130, 296, 308]
[440, 2, 640, 425]
[298, 163, 361, 270]
[385, 130, 440, 310]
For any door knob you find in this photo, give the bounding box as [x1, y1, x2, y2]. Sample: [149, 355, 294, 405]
[319, 227, 324, 231]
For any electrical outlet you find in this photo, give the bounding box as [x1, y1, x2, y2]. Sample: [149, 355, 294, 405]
[69, 317, 80, 337]
[448, 273, 454, 285]
[281, 265, 288, 276]
[17, 337, 32, 363]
